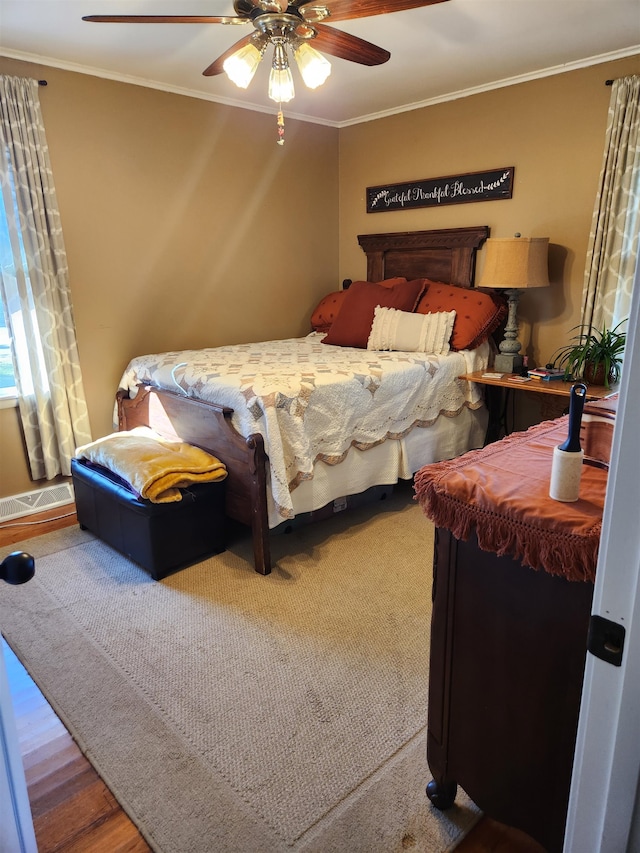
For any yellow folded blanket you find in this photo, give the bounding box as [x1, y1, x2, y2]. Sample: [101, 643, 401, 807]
[75, 427, 228, 503]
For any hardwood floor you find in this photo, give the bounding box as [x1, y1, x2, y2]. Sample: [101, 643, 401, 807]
[1, 507, 546, 853]
[5, 640, 151, 852]
[0, 503, 78, 548]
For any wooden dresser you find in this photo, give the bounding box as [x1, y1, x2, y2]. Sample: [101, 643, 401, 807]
[415, 417, 609, 852]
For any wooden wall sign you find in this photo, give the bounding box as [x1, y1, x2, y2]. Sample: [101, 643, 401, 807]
[366, 167, 514, 213]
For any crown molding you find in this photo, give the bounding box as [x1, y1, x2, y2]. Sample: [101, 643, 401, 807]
[0, 47, 330, 126]
[337, 46, 640, 127]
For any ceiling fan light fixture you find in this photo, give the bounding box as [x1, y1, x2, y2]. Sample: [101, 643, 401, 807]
[268, 66, 295, 102]
[81, 1, 453, 144]
[268, 41, 295, 103]
[294, 42, 331, 89]
[223, 41, 264, 88]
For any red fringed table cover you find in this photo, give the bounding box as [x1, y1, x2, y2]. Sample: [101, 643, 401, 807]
[414, 417, 609, 583]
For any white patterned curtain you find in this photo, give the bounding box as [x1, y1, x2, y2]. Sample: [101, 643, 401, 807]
[0, 75, 92, 479]
[581, 75, 640, 333]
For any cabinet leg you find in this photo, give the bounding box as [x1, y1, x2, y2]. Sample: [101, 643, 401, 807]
[426, 778, 458, 810]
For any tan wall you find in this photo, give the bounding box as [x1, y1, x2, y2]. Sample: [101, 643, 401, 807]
[0, 57, 339, 498]
[338, 55, 640, 373]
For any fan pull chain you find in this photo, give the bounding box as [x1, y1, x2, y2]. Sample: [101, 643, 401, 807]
[277, 107, 285, 146]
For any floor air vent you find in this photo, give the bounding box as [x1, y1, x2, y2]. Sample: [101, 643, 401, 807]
[0, 482, 75, 523]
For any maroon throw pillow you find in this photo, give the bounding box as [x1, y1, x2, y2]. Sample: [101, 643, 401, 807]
[322, 279, 427, 349]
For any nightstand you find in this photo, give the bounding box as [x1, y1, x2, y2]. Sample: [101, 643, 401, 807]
[460, 370, 617, 443]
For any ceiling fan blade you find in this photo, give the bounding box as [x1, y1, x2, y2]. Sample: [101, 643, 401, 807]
[299, 0, 449, 24]
[312, 23, 389, 66]
[82, 15, 247, 24]
[202, 34, 256, 76]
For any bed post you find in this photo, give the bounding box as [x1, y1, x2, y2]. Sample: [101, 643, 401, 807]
[246, 435, 271, 575]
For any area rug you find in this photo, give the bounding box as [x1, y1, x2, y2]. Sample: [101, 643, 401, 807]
[0, 483, 480, 852]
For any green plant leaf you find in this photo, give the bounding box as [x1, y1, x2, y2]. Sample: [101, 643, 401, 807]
[549, 320, 627, 386]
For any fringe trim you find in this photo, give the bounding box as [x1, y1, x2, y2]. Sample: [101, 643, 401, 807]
[414, 422, 599, 584]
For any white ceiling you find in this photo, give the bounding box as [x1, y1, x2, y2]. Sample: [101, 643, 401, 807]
[1, 0, 638, 126]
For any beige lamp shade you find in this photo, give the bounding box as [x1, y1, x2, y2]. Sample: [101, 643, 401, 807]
[478, 236, 550, 290]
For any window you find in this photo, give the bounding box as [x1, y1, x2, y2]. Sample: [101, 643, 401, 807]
[0, 75, 92, 477]
[0, 283, 17, 398]
[0, 206, 17, 399]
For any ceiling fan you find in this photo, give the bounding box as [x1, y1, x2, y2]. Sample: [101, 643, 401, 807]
[84, 0, 450, 142]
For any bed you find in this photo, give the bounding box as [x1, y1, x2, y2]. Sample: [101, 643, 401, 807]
[115, 225, 503, 574]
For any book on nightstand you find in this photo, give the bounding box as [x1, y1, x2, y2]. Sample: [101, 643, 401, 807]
[527, 368, 567, 381]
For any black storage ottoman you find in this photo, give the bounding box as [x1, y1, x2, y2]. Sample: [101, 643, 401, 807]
[71, 457, 226, 580]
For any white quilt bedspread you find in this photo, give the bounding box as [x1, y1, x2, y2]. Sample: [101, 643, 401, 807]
[118, 334, 490, 522]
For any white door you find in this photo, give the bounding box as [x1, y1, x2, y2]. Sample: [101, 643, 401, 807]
[0, 635, 38, 853]
[563, 256, 640, 851]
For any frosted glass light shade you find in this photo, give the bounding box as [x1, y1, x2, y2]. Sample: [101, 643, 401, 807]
[223, 43, 263, 89]
[294, 42, 331, 89]
[268, 42, 295, 103]
[268, 66, 295, 102]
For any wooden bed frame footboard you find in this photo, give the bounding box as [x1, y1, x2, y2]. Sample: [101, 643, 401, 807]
[116, 386, 273, 575]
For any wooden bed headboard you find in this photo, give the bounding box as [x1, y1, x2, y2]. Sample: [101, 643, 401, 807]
[357, 226, 489, 287]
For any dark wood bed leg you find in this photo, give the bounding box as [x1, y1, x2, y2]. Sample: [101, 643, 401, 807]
[251, 510, 271, 575]
[245, 434, 272, 575]
[234, 433, 271, 575]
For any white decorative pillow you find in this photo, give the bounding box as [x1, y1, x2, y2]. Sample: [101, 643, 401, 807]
[367, 306, 456, 355]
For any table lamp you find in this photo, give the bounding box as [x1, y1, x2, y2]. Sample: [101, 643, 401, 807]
[478, 235, 550, 373]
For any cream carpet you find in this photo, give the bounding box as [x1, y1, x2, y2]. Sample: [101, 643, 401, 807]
[0, 482, 480, 852]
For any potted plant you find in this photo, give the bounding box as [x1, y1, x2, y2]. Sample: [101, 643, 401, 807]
[551, 320, 627, 387]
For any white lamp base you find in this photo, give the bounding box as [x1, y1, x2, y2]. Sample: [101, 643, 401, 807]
[494, 352, 523, 374]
